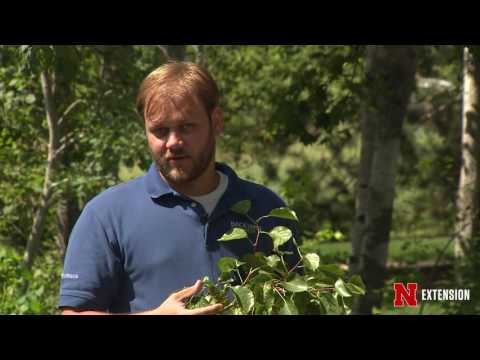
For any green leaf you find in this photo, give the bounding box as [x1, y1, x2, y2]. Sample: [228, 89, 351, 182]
[232, 286, 254, 314]
[279, 299, 298, 315]
[30, 300, 42, 314]
[348, 275, 366, 290]
[226, 307, 244, 315]
[218, 257, 244, 273]
[258, 270, 275, 279]
[282, 276, 309, 293]
[304, 253, 320, 271]
[269, 226, 292, 249]
[34, 286, 45, 297]
[320, 293, 340, 313]
[267, 207, 299, 222]
[263, 282, 274, 313]
[345, 281, 366, 296]
[242, 252, 266, 268]
[25, 94, 36, 104]
[312, 282, 333, 289]
[218, 227, 248, 241]
[265, 254, 281, 268]
[231, 200, 251, 215]
[333, 231, 344, 241]
[334, 278, 352, 298]
[317, 264, 345, 278]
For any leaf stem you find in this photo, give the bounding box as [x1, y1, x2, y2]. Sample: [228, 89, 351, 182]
[253, 224, 262, 251]
[288, 259, 304, 273]
[273, 286, 287, 304]
[241, 267, 260, 286]
[235, 269, 244, 284]
[256, 215, 270, 224]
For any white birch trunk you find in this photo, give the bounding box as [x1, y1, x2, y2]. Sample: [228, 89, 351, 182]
[454, 47, 480, 259]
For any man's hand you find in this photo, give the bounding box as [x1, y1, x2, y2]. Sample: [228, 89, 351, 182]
[146, 280, 224, 315]
[62, 280, 224, 315]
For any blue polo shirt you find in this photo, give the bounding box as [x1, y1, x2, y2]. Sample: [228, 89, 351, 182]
[59, 162, 300, 313]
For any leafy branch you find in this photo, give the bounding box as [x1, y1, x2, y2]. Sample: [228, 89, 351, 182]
[186, 201, 366, 315]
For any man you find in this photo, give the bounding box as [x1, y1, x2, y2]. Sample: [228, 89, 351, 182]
[59, 62, 300, 315]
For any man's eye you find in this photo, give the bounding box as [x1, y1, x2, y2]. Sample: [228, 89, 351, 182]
[153, 128, 168, 137]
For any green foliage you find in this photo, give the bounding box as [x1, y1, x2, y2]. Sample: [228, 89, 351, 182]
[442, 235, 480, 314]
[0, 45, 157, 248]
[17, 45, 56, 73]
[0, 245, 62, 314]
[206, 45, 365, 162]
[186, 203, 365, 315]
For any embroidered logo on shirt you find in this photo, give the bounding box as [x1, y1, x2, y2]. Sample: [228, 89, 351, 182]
[61, 273, 79, 279]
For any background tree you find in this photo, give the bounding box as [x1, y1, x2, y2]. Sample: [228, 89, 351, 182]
[351, 46, 417, 314]
[454, 46, 480, 260]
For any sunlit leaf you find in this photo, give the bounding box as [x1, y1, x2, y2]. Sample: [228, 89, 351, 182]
[304, 253, 320, 271]
[218, 257, 244, 273]
[282, 276, 309, 293]
[269, 226, 292, 249]
[267, 207, 299, 222]
[218, 227, 248, 241]
[232, 286, 254, 314]
[279, 299, 298, 315]
[335, 278, 352, 298]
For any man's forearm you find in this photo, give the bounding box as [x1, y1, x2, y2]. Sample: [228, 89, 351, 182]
[61, 309, 154, 315]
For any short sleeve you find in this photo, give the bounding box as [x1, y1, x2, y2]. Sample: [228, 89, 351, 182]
[58, 203, 122, 311]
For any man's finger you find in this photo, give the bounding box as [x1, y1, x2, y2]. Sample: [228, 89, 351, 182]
[174, 280, 203, 301]
[185, 303, 224, 315]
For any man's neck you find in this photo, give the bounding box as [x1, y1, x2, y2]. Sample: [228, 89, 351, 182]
[161, 162, 220, 197]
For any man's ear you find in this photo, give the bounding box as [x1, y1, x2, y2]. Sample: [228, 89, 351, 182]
[211, 107, 224, 136]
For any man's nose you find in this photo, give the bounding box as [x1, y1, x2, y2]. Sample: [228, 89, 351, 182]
[165, 130, 183, 149]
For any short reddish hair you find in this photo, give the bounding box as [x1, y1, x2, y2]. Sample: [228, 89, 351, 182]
[136, 61, 220, 120]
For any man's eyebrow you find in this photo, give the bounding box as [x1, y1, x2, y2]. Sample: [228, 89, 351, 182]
[149, 116, 192, 127]
[147, 117, 168, 127]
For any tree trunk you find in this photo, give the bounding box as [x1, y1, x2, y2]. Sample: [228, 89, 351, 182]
[454, 47, 480, 259]
[55, 191, 79, 262]
[192, 45, 204, 65]
[352, 46, 417, 314]
[350, 47, 377, 275]
[24, 70, 59, 267]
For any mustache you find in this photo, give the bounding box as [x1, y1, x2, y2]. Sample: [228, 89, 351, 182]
[165, 150, 189, 158]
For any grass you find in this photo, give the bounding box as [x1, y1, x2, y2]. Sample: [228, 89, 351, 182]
[377, 302, 447, 315]
[300, 236, 453, 265]
[300, 235, 459, 315]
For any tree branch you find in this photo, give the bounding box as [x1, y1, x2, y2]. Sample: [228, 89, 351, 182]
[58, 99, 86, 127]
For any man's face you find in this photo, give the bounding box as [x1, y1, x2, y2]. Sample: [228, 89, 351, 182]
[145, 95, 222, 186]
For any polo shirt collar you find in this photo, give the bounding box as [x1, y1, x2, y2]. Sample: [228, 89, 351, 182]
[145, 163, 173, 198]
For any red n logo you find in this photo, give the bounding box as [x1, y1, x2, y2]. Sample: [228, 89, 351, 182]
[393, 283, 418, 307]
